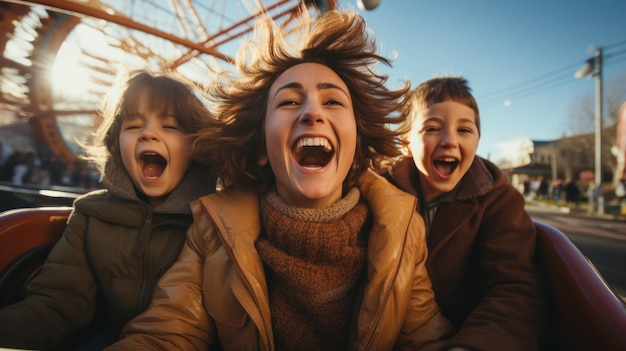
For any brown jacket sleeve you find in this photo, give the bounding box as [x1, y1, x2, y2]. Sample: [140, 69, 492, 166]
[395, 212, 455, 350]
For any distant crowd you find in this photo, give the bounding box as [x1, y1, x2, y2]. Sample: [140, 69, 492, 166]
[0, 142, 98, 190]
[520, 176, 584, 206]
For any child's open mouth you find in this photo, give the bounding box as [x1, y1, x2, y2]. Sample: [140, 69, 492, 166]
[140, 152, 167, 180]
[434, 157, 459, 176]
[293, 137, 334, 170]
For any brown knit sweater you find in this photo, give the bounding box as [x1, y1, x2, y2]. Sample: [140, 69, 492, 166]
[255, 188, 370, 351]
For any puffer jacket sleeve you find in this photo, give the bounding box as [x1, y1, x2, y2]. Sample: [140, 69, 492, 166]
[395, 212, 455, 351]
[0, 208, 98, 349]
[106, 200, 215, 351]
[356, 171, 454, 351]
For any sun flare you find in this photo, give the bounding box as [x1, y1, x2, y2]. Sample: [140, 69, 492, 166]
[51, 42, 91, 100]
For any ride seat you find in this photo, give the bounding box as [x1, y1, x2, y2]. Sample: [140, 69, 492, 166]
[0, 207, 71, 307]
[0, 208, 625, 349]
[534, 220, 626, 350]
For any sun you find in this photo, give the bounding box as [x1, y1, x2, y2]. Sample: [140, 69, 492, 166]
[51, 41, 91, 100]
[51, 25, 110, 102]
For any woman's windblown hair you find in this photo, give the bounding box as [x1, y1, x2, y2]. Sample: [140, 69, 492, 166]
[194, 8, 410, 192]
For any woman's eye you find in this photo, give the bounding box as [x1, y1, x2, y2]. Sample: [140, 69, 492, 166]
[277, 100, 298, 107]
[324, 98, 343, 106]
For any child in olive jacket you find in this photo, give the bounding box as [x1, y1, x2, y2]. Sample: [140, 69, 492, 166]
[0, 70, 219, 350]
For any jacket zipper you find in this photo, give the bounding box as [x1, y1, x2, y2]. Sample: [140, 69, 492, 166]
[362, 203, 413, 350]
[206, 208, 273, 351]
[137, 211, 152, 311]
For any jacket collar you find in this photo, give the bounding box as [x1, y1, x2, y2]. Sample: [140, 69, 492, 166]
[390, 156, 497, 205]
[101, 161, 215, 215]
[203, 169, 417, 250]
[389, 156, 503, 256]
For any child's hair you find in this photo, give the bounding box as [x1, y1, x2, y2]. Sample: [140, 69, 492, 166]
[400, 76, 480, 147]
[194, 9, 410, 193]
[81, 69, 219, 182]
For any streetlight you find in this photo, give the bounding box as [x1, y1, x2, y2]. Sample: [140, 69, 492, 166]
[575, 47, 604, 214]
[357, 0, 381, 10]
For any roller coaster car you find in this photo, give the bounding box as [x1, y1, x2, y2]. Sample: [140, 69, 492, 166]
[0, 207, 625, 349]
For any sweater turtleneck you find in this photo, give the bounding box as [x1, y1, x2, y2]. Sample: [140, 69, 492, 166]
[256, 188, 369, 351]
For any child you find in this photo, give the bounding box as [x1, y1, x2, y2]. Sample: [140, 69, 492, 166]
[386, 76, 547, 350]
[0, 69, 219, 349]
[107, 9, 453, 351]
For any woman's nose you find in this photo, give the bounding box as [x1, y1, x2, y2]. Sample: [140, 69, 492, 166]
[299, 102, 325, 125]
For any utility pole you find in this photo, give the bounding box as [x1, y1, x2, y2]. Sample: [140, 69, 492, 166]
[575, 47, 604, 214]
[594, 48, 604, 214]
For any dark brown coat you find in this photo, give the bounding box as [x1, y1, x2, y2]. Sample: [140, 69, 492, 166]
[388, 157, 547, 351]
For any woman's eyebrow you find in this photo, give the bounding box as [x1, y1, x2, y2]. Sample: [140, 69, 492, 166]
[272, 82, 302, 100]
[272, 81, 350, 100]
[317, 82, 350, 99]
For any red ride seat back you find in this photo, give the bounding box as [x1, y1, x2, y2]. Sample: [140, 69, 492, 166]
[0, 207, 71, 306]
[534, 220, 626, 350]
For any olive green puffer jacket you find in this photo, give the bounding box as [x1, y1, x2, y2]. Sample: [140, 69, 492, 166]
[0, 163, 215, 350]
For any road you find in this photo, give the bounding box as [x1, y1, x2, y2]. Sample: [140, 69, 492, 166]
[525, 201, 626, 298]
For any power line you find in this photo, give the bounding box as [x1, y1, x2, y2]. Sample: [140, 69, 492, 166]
[605, 39, 626, 51]
[477, 61, 581, 101]
[478, 40, 626, 108]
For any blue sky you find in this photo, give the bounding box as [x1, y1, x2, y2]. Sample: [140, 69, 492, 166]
[335, 0, 626, 163]
[48, 0, 626, 164]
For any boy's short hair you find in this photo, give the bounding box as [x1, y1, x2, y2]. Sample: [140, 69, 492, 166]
[401, 76, 480, 145]
[194, 9, 410, 193]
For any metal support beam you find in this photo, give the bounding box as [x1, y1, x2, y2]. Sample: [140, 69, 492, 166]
[3, 0, 234, 64]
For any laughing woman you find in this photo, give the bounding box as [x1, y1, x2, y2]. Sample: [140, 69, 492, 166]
[107, 9, 453, 351]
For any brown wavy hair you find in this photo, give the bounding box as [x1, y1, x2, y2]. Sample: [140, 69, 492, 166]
[80, 69, 220, 182]
[193, 9, 410, 193]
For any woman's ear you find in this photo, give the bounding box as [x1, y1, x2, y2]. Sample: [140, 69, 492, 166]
[258, 154, 268, 166]
[401, 141, 412, 157]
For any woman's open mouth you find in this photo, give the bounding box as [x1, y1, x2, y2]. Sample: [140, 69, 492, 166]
[293, 137, 334, 170]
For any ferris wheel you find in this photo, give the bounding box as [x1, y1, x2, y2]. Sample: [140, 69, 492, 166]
[0, 0, 338, 163]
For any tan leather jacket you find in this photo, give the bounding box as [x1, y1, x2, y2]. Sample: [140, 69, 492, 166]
[108, 171, 453, 351]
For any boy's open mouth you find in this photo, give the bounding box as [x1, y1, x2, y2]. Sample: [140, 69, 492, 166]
[140, 152, 167, 180]
[293, 137, 334, 170]
[434, 157, 459, 176]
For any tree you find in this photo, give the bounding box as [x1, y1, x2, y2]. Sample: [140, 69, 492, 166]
[567, 72, 626, 183]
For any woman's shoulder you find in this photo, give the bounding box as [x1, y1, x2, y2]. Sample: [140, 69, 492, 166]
[192, 187, 261, 228]
[190, 187, 262, 249]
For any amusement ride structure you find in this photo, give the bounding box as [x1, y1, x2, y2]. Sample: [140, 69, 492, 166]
[0, 0, 338, 164]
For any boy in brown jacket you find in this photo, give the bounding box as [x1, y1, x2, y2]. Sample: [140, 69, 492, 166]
[386, 76, 547, 351]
